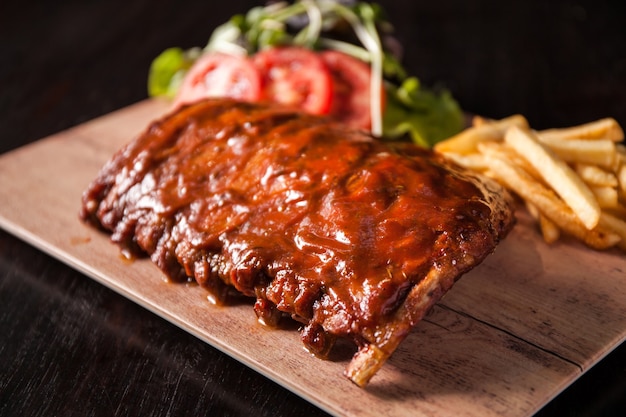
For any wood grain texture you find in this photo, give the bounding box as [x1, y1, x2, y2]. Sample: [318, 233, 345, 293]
[1, 99, 625, 417]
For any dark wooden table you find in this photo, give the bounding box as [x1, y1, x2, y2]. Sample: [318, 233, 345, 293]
[1, 1, 625, 416]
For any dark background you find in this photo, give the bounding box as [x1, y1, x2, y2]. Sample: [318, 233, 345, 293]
[1, 1, 625, 416]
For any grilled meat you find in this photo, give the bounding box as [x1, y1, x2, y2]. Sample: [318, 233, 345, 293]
[80, 98, 515, 386]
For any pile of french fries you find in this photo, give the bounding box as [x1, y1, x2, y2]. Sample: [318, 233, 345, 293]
[434, 115, 626, 252]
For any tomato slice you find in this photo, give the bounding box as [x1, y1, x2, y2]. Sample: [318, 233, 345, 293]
[174, 53, 262, 108]
[252, 47, 333, 115]
[320, 50, 384, 131]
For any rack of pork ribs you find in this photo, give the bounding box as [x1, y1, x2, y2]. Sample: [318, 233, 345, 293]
[80, 98, 515, 386]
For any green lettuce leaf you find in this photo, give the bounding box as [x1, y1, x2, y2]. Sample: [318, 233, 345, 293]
[383, 77, 464, 147]
[147, 47, 199, 98]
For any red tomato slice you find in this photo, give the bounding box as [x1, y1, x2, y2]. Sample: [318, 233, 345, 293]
[320, 50, 384, 131]
[252, 47, 333, 115]
[174, 53, 262, 108]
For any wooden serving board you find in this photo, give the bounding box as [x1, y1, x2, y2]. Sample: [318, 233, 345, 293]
[1, 99, 625, 417]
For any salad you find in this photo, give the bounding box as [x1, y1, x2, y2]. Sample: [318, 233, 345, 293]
[147, 0, 463, 147]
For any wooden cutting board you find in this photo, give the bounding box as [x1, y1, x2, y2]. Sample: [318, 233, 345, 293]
[1, 99, 625, 417]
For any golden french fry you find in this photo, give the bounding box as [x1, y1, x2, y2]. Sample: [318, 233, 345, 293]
[525, 201, 560, 244]
[505, 126, 601, 230]
[590, 186, 619, 209]
[618, 163, 626, 197]
[580, 226, 621, 251]
[575, 163, 618, 187]
[435, 114, 529, 154]
[611, 144, 626, 173]
[477, 141, 543, 181]
[471, 115, 490, 127]
[525, 201, 540, 219]
[537, 117, 624, 142]
[539, 213, 561, 244]
[604, 203, 626, 219]
[471, 114, 529, 129]
[599, 212, 626, 251]
[434, 125, 503, 154]
[441, 152, 490, 171]
[535, 135, 616, 167]
[615, 143, 626, 165]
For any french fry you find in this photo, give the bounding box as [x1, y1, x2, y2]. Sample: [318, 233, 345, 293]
[434, 114, 528, 154]
[442, 152, 490, 171]
[505, 126, 601, 230]
[525, 201, 540, 219]
[537, 117, 624, 142]
[575, 163, 618, 187]
[604, 203, 626, 219]
[526, 201, 561, 244]
[482, 150, 620, 250]
[599, 212, 626, 251]
[477, 141, 542, 180]
[608, 144, 625, 173]
[434, 125, 503, 155]
[539, 213, 561, 244]
[618, 163, 626, 198]
[471, 114, 529, 129]
[471, 115, 490, 127]
[535, 135, 616, 167]
[590, 186, 619, 209]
